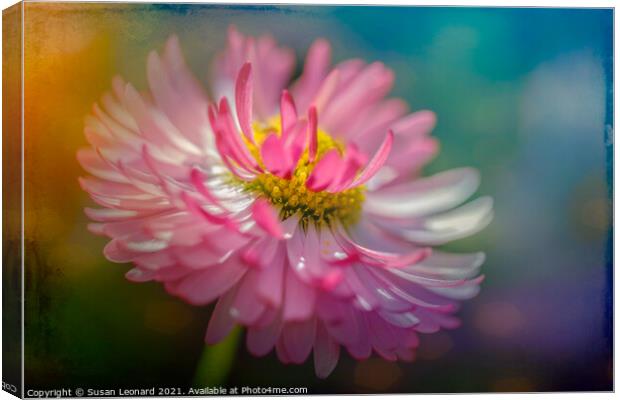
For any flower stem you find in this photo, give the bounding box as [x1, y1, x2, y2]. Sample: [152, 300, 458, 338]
[192, 327, 241, 387]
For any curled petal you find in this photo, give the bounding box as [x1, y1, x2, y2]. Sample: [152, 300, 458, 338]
[190, 168, 224, 207]
[181, 192, 244, 234]
[217, 98, 260, 172]
[334, 225, 432, 269]
[343, 130, 393, 190]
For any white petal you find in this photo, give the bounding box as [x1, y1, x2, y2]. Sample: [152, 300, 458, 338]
[429, 282, 481, 300]
[400, 251, 485, 280]
[364, 168, 480, 218]
[124, 238, 169, 252]
[375, 197, 493, 245]
[378, 310, 420, 328]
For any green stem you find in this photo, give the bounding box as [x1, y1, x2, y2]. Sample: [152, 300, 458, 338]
[192, 327, 242, 387]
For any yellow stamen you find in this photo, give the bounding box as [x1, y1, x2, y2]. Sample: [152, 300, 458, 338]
[239, 118, 365, 229]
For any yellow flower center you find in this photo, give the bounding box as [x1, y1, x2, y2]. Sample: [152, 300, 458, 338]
[241, 119, 365, 229]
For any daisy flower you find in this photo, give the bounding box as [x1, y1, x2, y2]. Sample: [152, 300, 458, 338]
[78, 26, 493, 378]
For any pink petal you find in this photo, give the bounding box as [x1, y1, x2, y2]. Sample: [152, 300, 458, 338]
[327, 143, 366, 192]
[306, 149, 344, 192]
[217, 98, 260, 171]
[387, 136, 439, 177]
[230, 270, 266, 325]
[145, 42, 209, 148]
[260, 134, 291, 178]
[275, 337, 291, 364]
[311, 69, 340, 114]
[391, 110, 437, 137]
[322, 63, 394, 134]
[283, 120, 308, 166]
[332, 59, 365, 89]
[288, 223, 329, 285]
[287, 224, 344, 289]
[308, 106, 318, 163]
[293, 38, 331, 112]
[282, 319, 316, 364]
[165, 256, 247, 305]
[85, 207, 140, 222]
[151, 264, 192, 282]
[77, 148, 127, 183]
[367, 313, 401, 356]
[235, 62, 255, 143]
[335, 226, 432, 269]
[205, 286, 239, 344]
[214, 26, 295, 119]
[251, 198, 285, 239]
[162, 35, 207, 105]
[208, 104, 243, 172]
[344, 313, 372, 360]
[246, 313, 282, 357]
[255, 246, 286, 308]
[344, 130, 393, 190]
[78, 176, 144, 199]
[280, 90, 298, 139]
[313, 321, 340, 378]
[122, 83, 187, 158]
[125, 267, 156, 283]
[189, 168, 223, 207]
[320, 270, 344, 291]
[346, 99, 407, 145]
[87, 223, 106, 236]
[174, 243, 231, 269]
[322, 301, 363, 346]
[241, 236, 281, 269]
[306, 38, 331, 77]
[182, 192, 238, 230]
[283, 268, 316, 321]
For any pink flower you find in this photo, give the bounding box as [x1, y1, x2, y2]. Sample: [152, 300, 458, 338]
[78, 26, 493, 378]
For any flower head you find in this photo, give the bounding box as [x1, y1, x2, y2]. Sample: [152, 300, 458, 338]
[78, 26, 492, 378]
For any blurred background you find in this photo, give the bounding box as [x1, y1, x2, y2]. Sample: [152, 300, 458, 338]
[21, 4, 612, 393]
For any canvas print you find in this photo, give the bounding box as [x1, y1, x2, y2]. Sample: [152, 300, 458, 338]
[2, 3, 613, 396]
